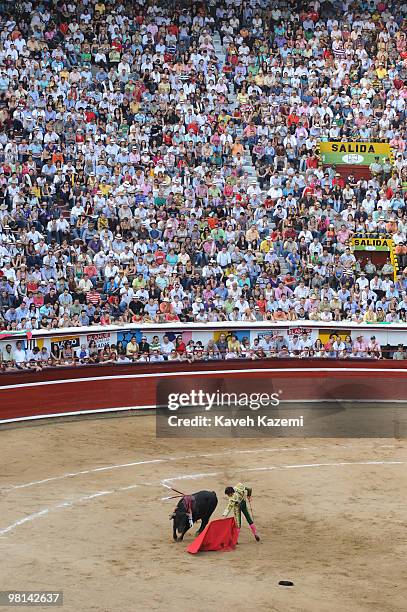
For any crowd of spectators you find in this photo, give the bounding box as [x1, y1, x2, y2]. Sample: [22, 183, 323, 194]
[1, 331, 405, 372]
[0, 0, 406, 342]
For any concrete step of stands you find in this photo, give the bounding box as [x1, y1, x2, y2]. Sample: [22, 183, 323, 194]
[278, 256, 289, 274]
[213, 31, 225, 69]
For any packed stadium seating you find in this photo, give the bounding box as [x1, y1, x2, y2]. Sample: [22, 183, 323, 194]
[0, 0, 406, 368]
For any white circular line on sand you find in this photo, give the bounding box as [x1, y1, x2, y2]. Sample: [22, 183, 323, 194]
[0, 443, 394, 493]
[162, 460, 407, 484]
[0, 459, 406, 538]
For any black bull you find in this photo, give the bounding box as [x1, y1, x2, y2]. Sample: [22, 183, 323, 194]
[170, 490, 218, 541]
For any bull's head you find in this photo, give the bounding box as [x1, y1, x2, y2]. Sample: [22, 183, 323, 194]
[171, 508, 192, 542]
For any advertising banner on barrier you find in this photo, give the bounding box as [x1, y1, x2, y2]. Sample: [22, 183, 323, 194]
[86, 332, 112, 350]
[287, 327, 308, 336]
[50, 335, 80, 355]
[0, 323, 406, 358]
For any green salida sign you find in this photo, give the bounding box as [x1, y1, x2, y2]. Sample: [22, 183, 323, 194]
[319, 141, 393, 166]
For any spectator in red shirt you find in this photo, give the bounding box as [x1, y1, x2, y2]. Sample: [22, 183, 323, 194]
[175, 334, 186, 354]
[332, 173, 345, 189]
[86, 288, 101, 306]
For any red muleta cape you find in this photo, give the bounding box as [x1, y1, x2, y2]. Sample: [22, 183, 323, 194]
[187, 517, 239, 554]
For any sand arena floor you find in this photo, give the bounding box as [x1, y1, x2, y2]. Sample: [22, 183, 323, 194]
[0, 414, 407, 612]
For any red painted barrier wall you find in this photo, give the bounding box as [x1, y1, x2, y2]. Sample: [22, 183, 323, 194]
[0, 360, 406, 424]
